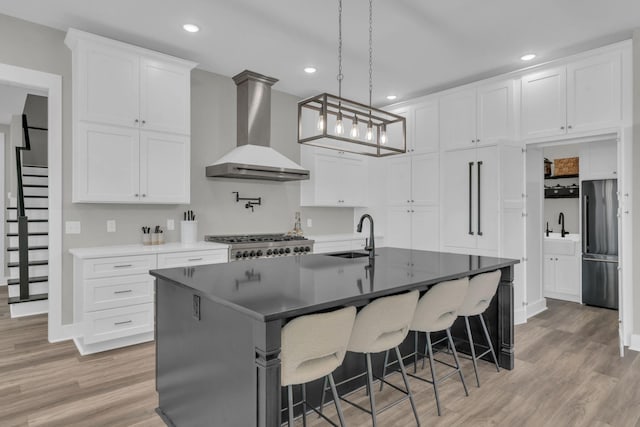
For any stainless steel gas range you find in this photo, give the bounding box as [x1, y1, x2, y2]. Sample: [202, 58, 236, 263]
[204, 233, 314, 261]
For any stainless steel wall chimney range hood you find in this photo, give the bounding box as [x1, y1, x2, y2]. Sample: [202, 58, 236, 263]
[206, 70, 310, 181]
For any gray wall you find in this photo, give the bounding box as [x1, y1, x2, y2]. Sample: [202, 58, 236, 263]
[543, 145, 580, 234]
[22, 94, 48, 167]
[0, 13, 354, 325]
[633, 30, 640, 335]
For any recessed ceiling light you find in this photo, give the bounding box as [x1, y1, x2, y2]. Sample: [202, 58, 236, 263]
[521, 53, 536, 61]
[304, 67, 317, 74]
[386, 95, 397, 101]
[183, 24, 200, 33]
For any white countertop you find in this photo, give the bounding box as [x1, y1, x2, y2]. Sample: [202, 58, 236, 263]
[307, 233, 384, 242]
[544, 233, 581, 242]
[69, 241, 229, 259]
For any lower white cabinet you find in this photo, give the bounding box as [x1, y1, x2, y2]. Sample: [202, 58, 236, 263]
[543, 238, 581, 302]
[71, 243, 228, 355]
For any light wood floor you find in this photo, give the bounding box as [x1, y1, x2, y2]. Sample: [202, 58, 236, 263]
[1, 288, 639, 426]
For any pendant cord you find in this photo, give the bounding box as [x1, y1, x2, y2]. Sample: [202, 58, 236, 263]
[337, 0, 343, 104]
[368, 0, 373, 119]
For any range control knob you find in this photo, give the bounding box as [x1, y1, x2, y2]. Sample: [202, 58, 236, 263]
[285, 248, 291, 254]
[266, 249, 273, 256]
[242, 251, 249, 258]
[305, 246, 311, 252]
[279, 248, 285, 254]
[249, 251, 256, 257]
[293, 247, 299, 253]
[256, 250, 263, 257]
[235, 251, 243, 259]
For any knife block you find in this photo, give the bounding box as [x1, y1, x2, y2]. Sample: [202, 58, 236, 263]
[181, 221, 198, 244]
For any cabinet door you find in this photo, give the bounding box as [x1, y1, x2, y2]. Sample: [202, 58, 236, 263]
[543, 256, 556, 293]
[385, 206, 412, 249]
[139, 131, 190, 203]
[387, 107, 411, 152]
[341, 155, 367, 206]
[440, 89, 477, 151]
[584, 140, 617, 180]
[477, 80, 514, 144]
[555, 255, 580, 297]
[74, 122, 140, 203]
[476, 146, 500, 253]
[313, 152, 342, 205]
[385, 155, 412, 205]
[567, 52, 622, 133]
[413, 101, 439, 153]
[442, 148, 477, 250]
[411, 153, 439, 205]
[411, 205, 440, 251]
[521, 67, 567, 139]
[140, 58, 191, 135]
[78, 44, 140, 128]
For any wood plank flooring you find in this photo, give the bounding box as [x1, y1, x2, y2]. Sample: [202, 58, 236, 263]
[0, 288, 638, 426]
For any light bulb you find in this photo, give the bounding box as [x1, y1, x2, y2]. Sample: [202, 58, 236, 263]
[317, 113, 325, 131]
[380, 124, 388, 145]
[366, 121, 373, 141]
[335, 112, 344, 135]
[350, 116, 360, 138]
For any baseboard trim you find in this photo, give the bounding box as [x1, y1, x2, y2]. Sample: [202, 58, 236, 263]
[10, 299, 48, 318]
[526, 298, 548, 319]
[73, 332, 154, 356]
[630, 334, 640, 352]
[543, 291, 581, 304]
[49, 323, 77, 343]
[514, 307, 527, 325]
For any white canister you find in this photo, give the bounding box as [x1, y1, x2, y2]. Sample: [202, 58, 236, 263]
[181, 221, 198, 244]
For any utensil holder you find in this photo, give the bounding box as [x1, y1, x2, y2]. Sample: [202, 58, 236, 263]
[181, 221, 198, 244]
[142, 234, 152, 246]
[157, 233, 165, 245]
[151, 233, 159, 245]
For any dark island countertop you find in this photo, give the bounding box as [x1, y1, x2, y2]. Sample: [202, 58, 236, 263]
[150, 247, 518, 322]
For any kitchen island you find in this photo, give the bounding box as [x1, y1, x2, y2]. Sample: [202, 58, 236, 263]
[150, 248, 518, 427]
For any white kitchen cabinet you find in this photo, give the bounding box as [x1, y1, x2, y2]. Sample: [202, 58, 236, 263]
[388, 99, 438, 154]
[544, 254, 580, 302]
[300, 146, 367, 207]
[385, 206, 412, 249]
[579, 140, 617, 180]
[440, 80, 514, 151]
[521, 51, 622, 139]
[409, 205, 440, 251]
[411, 153, 439, 205]
[66, 29, 196, 204]
[385, 155, 412, 205]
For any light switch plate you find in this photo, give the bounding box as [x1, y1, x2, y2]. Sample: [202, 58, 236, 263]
[167, 219, 175, 230]
[65, 221, 81, 234]
[107, 220, 116, 233]
[307, 218, 313, 227]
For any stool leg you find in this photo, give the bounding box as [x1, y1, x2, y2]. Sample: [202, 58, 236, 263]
[288, 384, 295, 427]
[365, 353, 377, 427]
[318, 376, 328, 417]
[425, 333, 442, 416]
[380, 349, 390, 391]
[301, 383, 307, 427]
[394, 346, 421, 426]
[414, 330, 419, 373]
[328, 374, 347, 427]
[480, 313, 500, 372]
[464, 316, 481, 387]
[447, 328, 469, 397]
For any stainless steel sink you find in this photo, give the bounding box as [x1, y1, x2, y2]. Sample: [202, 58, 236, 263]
[326, 251, 371, 259]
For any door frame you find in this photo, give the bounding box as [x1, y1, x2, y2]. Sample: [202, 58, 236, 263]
[0, 63, 66, 343]
[0, 132, 4, 285]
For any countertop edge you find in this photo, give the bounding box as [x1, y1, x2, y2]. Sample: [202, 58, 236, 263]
[69, 242, 229, 259]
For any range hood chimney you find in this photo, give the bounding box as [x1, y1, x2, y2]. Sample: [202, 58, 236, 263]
[206, 70, 310, 181]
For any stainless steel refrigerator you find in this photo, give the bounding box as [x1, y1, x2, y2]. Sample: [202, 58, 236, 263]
[582, 179, 618, 309]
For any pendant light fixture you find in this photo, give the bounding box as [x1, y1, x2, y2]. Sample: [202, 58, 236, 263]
[298, 0, 406, 157]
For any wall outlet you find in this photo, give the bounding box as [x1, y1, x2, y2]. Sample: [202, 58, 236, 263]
[307, 218, 313, 227]
[167, 219, 175, 231]
[65, 221, 81, 234]
[107, 220, 116, 233]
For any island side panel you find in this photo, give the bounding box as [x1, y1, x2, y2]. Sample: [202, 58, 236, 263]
[156, 277, 256, 427]
[253, 318, 283, 427]
[497, 265, 515, 369]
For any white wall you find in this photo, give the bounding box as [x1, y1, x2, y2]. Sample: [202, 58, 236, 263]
[543, 145, 580, 235]
[632, 30, 640, 340]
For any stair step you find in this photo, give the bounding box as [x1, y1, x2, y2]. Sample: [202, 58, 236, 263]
[7, 246, 48, 251]
[23, 173, 48, 178]
[7, 206, 48, 210]
[8, 293, 48, 305]
[7, 260, 48, 268]
[22, 184, 48, 188]
[7, 276, 48, 285]
[6, 219, 48, 223]
[7, 232, 48, 237]
[23, 195, 48, 199]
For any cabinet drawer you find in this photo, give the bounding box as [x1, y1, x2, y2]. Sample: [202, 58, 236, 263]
[84, 274, 154, 312]
[83, 303, 154, 345]
[83, 255, 157, 279]
[156, 250, 228, 268]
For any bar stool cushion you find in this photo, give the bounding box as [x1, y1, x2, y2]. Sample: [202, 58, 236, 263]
[458, 270, 501, 317]
[348, 290, 419, 354]
[411, 278, 469, 333]
[281, 306, 357, 386]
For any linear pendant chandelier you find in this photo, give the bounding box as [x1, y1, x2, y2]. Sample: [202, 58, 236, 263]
[297, 0, 406, 157]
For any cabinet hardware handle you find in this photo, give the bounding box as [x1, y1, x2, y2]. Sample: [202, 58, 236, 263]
[142, 194, 147, 197]
[613, 171, 617, 175]
[134, 194, 139, 197]
[476, 138, 480, 142]
[134, 119, 139, 123]
[114, 320, 133, 326]
[468, 161, 474, 235]
[471, 139, 475, 143]
[407, 200, 410, 203]
[411, 199, 414, 203]
[188, 258, 203, 262]
[567, 125, 572, 129]
[561, 126, 565, 130]
[114, 264, 133, 268]
[477, 160, 483, 236]
[142, 120, 146, 125]
[411, 210, 415, 213]
[114, 289, 133, 294]
[407, 210, 410, 213]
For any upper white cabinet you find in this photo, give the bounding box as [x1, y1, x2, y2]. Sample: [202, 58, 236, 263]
[521, 51, 622, 139]
[66, 29, 196, 204]
[580, 139, 618, 180]
[388, 99, 439, 154]
[300, 146, 367, 207]
[440, 80, 515, 151]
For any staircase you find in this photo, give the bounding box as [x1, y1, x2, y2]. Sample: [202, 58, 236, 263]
[5, 114, 49, 318]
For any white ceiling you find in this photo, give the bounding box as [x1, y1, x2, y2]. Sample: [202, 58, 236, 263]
[0, 0, 639, 105]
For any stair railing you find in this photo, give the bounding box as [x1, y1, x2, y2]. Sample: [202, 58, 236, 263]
[14, 114, 32, 301]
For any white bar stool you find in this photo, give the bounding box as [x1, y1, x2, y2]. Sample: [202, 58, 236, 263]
[457, 269, 502, 387]
[396, 278, 470, 416]
[333, 290, 421, 427]
[281, 306, 357, 426]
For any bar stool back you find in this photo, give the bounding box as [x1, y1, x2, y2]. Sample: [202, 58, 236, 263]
[457, 269, 502, 387]
[281, 306, 357, 426]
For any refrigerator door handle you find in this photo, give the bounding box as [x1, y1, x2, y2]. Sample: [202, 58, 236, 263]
[477, 161, 483, 236]
[583, 257, 618, 263]
[582, 194, 589, 253]
[468, 162, 474, 236]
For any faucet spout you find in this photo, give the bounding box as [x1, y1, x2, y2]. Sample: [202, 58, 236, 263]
[357, 214, 375, 260]
[558, 212, 566, 238]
